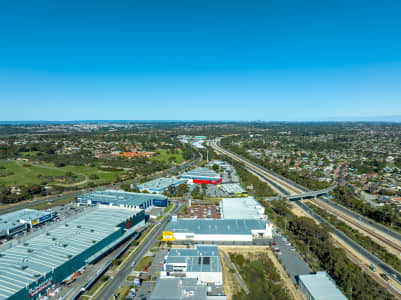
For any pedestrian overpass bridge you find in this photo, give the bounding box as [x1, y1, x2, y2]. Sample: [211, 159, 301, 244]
[287, 185, 336, 201]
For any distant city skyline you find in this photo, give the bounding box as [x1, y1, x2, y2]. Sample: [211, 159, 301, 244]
[0, 0, 400, 121]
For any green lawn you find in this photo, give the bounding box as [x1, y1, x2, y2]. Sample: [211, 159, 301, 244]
[150, 149, 184, 164]
[164, 203, 175, 214]
[113, 285, 131, 300]
[0, 161, 126, 187]
[0, 162, 69, 185]
[86, 275, 110, 296]
[19, 151, 42, 157]
[62, 165, 125, 183]
[134, 256, 153, 271]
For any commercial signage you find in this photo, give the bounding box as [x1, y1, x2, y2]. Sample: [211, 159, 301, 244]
[29, 278, 53, 298]
[32, 219, 39, 226]
[39, 214, 52, 223]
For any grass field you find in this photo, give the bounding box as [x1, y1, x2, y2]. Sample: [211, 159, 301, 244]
[113, 285, 131, 300]
[0, 161, 69, 185]
[150, 149, 184, 164]
[19, 151, 42, 157]
[62, 165, 125, 183]
[134, 256, 153, 271]
[0, 161, 126, 187]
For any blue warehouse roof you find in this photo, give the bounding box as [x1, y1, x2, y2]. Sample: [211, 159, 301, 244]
[166, 219, 268, 235]
[165, 245, 221, 273]
[77, 189, 167, 206]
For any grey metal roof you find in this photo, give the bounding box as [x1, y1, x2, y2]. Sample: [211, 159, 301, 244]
[298, 272, 347, 300]
[138, 177, 186, 192]
[220, 184, 246, 194]
[149, 278, 207, 300]
[165, 245, 221, 273]
[77, 189, 167, 206]
[179, 168, 220, 180]
[220, 197, 264, 219]
[0, 207, 139, 300]
[0, 209, 51, 236]
[166, 219, 268, 235]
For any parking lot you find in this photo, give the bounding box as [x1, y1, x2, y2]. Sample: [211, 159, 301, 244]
[179, 204, 221, 219]
[132, 249, 168, 300]
[272, 234, 311, 282]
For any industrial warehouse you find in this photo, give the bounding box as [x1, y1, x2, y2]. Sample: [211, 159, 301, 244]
[136, 177, 186, 194]
[179, 167, 222, 184]
[0, 207, 145, 300]
[163, 219, 272, 242]
[76, 189, 169, 209]
[220, 183, 247, 197]
[0, 209, 54, 239]
[298, 272, 347, 300]
[220, 196, 265, 219]
[149, 278, 211, 300]
[161, 245, 222, 285]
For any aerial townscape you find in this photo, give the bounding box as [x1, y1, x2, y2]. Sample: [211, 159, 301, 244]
[0, 123, 401, 300]
[1, 1, 401, 300]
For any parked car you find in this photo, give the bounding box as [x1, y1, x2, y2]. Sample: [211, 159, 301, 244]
[380, 273, 389, 281]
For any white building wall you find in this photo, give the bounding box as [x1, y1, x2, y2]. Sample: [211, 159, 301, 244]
[172, 232, 253, 242]
[161, 271, 222, 285]
[186, 272, 223, 285]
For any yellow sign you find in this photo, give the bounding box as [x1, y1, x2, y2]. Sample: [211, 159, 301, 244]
[32, 219, 39, 225]
[162, 231, 175, 241]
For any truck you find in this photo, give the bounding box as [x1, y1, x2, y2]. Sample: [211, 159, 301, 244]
[369, 264, 376, 272]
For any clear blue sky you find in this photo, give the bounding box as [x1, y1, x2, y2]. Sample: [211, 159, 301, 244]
[0, 0, 400, 121]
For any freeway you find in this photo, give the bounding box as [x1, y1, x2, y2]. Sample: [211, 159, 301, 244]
[213, 139, 401, 244]
[212, 139, 401, 286]
[0, 150, 200, 216]
[317, 196, 401, 243]
[95, 203, 182, 300]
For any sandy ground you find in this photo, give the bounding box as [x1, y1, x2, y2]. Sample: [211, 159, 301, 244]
[219, 249, 242, 299]
[218, 246, 303, 300]
[291, 204, 317, 220]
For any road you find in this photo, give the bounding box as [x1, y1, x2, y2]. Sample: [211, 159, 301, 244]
[317, 196, 401, 243]
[95, 203, 182, 300]
[212, 139, 401, 285]
[215, 139, 401, 244]
[0, 150, 200, 216]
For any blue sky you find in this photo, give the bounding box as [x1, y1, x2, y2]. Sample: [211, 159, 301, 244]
[0, 0, 400, 121]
